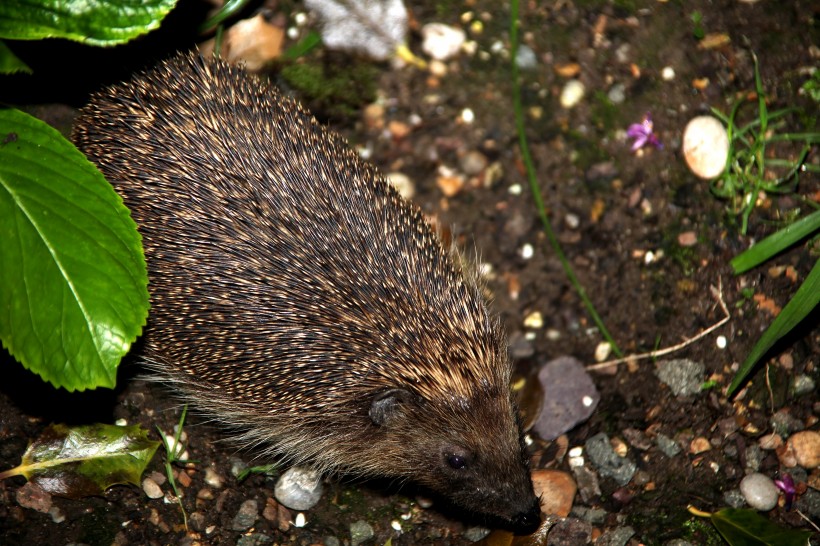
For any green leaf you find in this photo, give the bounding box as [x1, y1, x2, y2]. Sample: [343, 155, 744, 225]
[0, 0, 178, 46]
[0, 423, 160, 497]
[727, 257, 820, 395]
[0, 40, 31, 74]
[711, 508, 812, 546]
[0, 108, 149, 391]
[732, 210, 820, 273]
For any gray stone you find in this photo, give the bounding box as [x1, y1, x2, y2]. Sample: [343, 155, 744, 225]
[739, 473, 779, 511]
[274, 466, 324, 510]
[231, 499, 259, 531]
[656, 434, 682, 458]
[596, 526, 635, 546]
[350, 520, 375, 546]
[655, 359, 705, 396]
[585, 433, 637, 486]
[534, 356, 600, 440]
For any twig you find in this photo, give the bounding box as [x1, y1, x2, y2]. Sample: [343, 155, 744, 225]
[586, 281, 731, 371]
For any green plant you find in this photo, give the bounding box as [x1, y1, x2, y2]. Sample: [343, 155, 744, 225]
[709, 53, 819, 235]
[690, 11, 705, 41]
[0, 0, 176, 390]
[157, 406, 192, 529]
[727, 210, 820, 395]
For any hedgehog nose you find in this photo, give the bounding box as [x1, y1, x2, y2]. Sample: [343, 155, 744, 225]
[511, 502, 542, 533]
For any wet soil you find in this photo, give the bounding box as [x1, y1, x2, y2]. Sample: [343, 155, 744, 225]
[1, 1, 818, 545]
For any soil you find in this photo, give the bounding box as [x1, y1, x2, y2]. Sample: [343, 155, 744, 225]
[1, 1, 818, 545]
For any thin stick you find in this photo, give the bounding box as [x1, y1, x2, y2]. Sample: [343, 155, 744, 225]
[586, 281, 730, 371]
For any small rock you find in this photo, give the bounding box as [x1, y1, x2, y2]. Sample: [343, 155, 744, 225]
[48, 505, 65, 523]
[661, 66, 676, 80]
[770, 409, 804, 436]
[560, 79, 585, 109]
[739, 473, 779, 511]
[655, 359, 705, 397]
[188, 511, 207, 532]
[421, 23, 466, 61]
[594, 341, 612, 362]
[386, 172, 415, 200]
[231, 499, 259, 531]
[362, 103, 385, 130]
[596, 526, 636, 546]
[274, 466, 324, 510]
[531, 469, 577, 517]
[459, 150, 488, 176]
[436, 173, 464, 197]
[723, 488, 746, 509]
[786, 430, 820, 469]
[689, 437, 712, 455]
[607, 83, 626, 104]
[237, 533, 272, 546]
[677, 231, 697, 246]
[463, 527, 491, 542]
[524, 311, 544, 329]
[515, 44, 538, 69]
[349, 519, 375, 546]
[656, 434, 682, 458]
[534, 356, 600, 441]
[585, 432, 637, 486]
[204, 467, 224, 488]
[142, 477, 164, 499]
[15, 482, 52, 513]
[546, 517, 592, 545]
[682, 116, 729, 179]
[793, 374, 816, 396]
[571, 464, 602, 503]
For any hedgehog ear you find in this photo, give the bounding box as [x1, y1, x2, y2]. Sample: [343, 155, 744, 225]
[369, 389, 414, 426]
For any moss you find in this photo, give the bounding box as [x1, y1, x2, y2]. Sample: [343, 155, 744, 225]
[280, 58, 378, 120]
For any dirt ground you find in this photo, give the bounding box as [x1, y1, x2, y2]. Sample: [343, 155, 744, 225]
[1, 0, 818, 545]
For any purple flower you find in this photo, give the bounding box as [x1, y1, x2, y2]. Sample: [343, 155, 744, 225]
[627, 113, 663, 151]
[774, 473, 796, 511]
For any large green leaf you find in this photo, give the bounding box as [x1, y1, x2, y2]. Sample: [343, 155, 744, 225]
[0, 0, 177, 46]
[711, 508, 812, 546]
[0, 40, 31, 74]
[0, 108, 149, 391]
[0, 423, 160, 497]
[727, 257, 820, 395]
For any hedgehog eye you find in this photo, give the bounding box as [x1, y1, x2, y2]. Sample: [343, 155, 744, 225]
[447, 454, 468, 470]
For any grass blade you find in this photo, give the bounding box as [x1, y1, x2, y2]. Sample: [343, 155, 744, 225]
[731, 209, 820, 273]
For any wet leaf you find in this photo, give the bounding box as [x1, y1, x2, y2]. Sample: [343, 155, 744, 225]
[0, 0, 177, 46]
[0, 108, 149, 391]
[711, 508, 812, 546]
[0, 40, 31, 74]
[0, 424, 160, 498]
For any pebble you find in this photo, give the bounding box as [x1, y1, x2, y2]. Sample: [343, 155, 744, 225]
[534, 356, 600, 441]
[48, 505, 65, 524]
[786, 430, 820, 468]
[793, 374, 815, 395]
[661, 66, 675, 80]
[677, 231, 697, 246]
[656, 434, 681, 458]
[463, 526, 491, 542]
[231, 499, 259, 531]
[739, 473, 779, 511]
[531, 469, 577, 517]
[349, 520, 375, 546]
[607, 83, 626, 104]
[682, 116, 729, 179]
[515, 44, 538, 69]
[585, 432, 637, 486]
[421, 23, 466, 61]
[386, 172, 415, 200]
[15, 482, 52, 513]
[560, 79, 585, 109]
[142, 477, 164, 499]
[547, 517, 592, 545]
[596, 526, 636, 546]
[716, 335, 727, 349]
[274, 466, 324, 510]
[594, 341, 612, 362]
[204, 467, 225, 488]
[655, 359, 705, 397]
[236, 533, 271, 546]
[723, 488, 746, 509]
[523, 311, 543, 329]
[459, 150, 488, 176]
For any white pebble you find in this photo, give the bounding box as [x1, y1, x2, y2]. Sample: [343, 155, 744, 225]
[421, 23, 466, 61]
[391, 520, 402, 532]
[386, 172, 415, 200]
[661, 66, 675, 80]
[294, 512, 307, 527]
[739, 473, 779, 511]
[523, 311, 543, 329]
[520, 243, 534, 259]
[274, 466, 324, 511]
[716, 335, 727, 349]
[594, 341, 612, 362]
[508, 183, 522, 195]
[142, 478, 164, 499]
[682, 116, 729, 179]
[560, 79, 585, 109]
[460, 108, 475, 124]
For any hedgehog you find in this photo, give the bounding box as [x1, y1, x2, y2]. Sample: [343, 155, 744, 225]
[72, 52, 541, 531]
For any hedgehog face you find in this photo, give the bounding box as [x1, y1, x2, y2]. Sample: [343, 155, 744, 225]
[369, 387, 541, 532]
